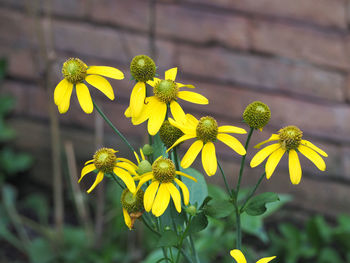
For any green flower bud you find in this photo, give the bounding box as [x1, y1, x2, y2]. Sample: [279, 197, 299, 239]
[142, 144, 154, 156]
[136, 160, 153, 175]
[130, 55, 156, 82]
[243, 101, 271, 130]
[159, 120, 184, 148]
[185, 205, 197, 216]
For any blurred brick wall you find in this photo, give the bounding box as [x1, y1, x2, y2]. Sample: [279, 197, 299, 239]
[1, 0, 350, 217]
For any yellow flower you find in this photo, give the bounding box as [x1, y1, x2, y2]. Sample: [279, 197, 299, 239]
[79, 148, 137, 193]
[54, 58, 124, 114]
[125, 67, 209, 135]
[230, 249, 276, 263]
[168, 114, 247, 176]
[135, 157, 197, 217]
[250, 126, 328, 184]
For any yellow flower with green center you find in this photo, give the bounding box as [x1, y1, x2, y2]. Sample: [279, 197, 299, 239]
[121, 188, 144, 230]
[54, 58, 124, 114]
[135, 157, 197, 217]
[79, 148, 137, 193]
[125, 67, 209, 135]
[167, 114, 247, 176]
[250, 125, 328, 184]
[230, 249, 276, 263]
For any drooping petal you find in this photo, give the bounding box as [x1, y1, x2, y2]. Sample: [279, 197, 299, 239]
[134, 151, 140, 164]
[135, 172, 154, 192]
[54, 79, 69, 105]
[85, 75, 115, 100]
[57, 83, 73, 114]
[201, 142, 217, 176]
[116, 162, 138, 176]
[147, 99, 167, 135]
[166, 134, 197, 152]
[254, 134, 279, 149]
[87, 66, 124, 79]
[301, 139, 328, 157]
[175, 171, 197, 182]
[181, 140, 204, 168]
[217, 134, 246, 155]
[256, 256, 277, 263]
[152, 184, 171, 217]
[218, 125, 246, 134]
[265, 148, 285, 179]
[146, 77, 161, 88]
[177, 82, 195, 89]
[76, 83, 93, 114]
[117, 158, 138, 169]
[87, 171, 104, 193]
[230, 249, 247, 263]
[177, 91, 208, 105]
[298, 145, 326, 171]
[84, 159, 94, 165]
[132, 99, 152, 125]
[144, 181, 160, 212]
[79, 163, 96, 183]
[165, 67, 177, 81]
[174, 178, 190, 205]
[289, 149, 302, 185]
[123, 208, 132, 230]
[113, 167, 136, 193]
[185, 114, 199, 127]
[168, 117, 196, 135]
[130, 82, 146, 117]
[166, 183, 182, 213]
[250, 143, 281, 168]
[170, 100, 186, 121]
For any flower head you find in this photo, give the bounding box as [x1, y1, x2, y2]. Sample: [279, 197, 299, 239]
[125, 67, 209, 135]
[230, 249, 276, 263]
[135, 157, 197, 217]
[250, 125, 328, 184]
[243, 101, 271, 131]
[159, 120, 184, 148]
[79, 148, 137, 193]
[121, 188, 144, 230]
[54, 58, 124, 114]
[168, 114, 246, 176]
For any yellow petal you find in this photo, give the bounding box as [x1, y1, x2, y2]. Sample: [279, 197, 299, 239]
[54, 79, 69, 105]
[135, 172, 154, 192]
[218, 125, 247, 134]
[79, 163, 96, 183]
[147, 99, 167, 135]
[181, 140, 203, 168]
[57, 83, 73, 114]
[116, 162, 138, 176]
[117, 158, 138, 169]
[166, 183, 182, 213]
[152, 184, 170, 217]
[165, 67, 177, 81]
[166, 134, 196, 152]
[217, 134, 246, 155]
[170, 100, 186, 121]
[87, 66, 124, 80]
[87, 171, 104, 193]
[168, 117, 196, 135]
[175, 171, 197, 182]
[134, 151, 140, 164]
[256, 256, 277, 263]
[84, 159, 94, 165]
[177, 91, 208, 105]
[174, 178, 190, 205]
[250, 143, 281, 168]
[124, 106, 131, 118]
[144, 181, 160, 212]
[177, 82, 195, 89]
[113, 167, 136, 193]
[85, 75, 115, 100]
[130, 82, 146, 117]
[123, 208, 132, 230]
[201, 142, 217, 176]
[146, 77, 161, 88]
[289, 150, 302, 185]
[254, 134, 279, 149]
[298, 145, 326, 171]
[76, 83, 93, 114]
[301, 139, 328, 157]
[132, 99, 152, 125]
[185, 114, 199, 127]
[265, 148, 285, 179]
[230, 249, 247, 263]
[140, 149, 146, 161]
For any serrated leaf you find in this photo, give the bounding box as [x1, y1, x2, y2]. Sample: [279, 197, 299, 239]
[243, 192, 279, 216]
[156, 230, 178, 247]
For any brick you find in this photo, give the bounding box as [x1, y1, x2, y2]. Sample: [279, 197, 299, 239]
[177, 45, 346, 102]
[251, 20, 350, 70]
[184, 0, 348, 29]
[156, 4, 250, 50]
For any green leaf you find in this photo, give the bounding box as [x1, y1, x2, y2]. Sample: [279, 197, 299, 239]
[243, 192, 279, 216]
[186, 212, 208, 235]
[152, 133, 166, 160]
[0, 148, 33, 174]
[306, 215, 332, 248]
[241, 213, 268, 243]
[203, 199, 235, 219]
[181, 168, 208, 207]
[156, 230, 178, 247]
[28, 238, 55, 263]
[318, 248, 343, 263]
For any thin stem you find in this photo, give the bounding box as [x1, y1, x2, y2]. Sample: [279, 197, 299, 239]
[218, 161, 232, 198]
[235, 207, 241, 250]
[141, 216, 160, 237]
[110, 173, 125, 189]
[175, 216, 193, 263]
[240, 172, 266, 213]
[236, 128, 254, 196]
[92, 101, 135, 153]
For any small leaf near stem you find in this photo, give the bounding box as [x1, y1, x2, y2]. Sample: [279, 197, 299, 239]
[240, 172, 267, 213]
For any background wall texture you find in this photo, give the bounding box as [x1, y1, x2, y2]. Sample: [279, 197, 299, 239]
[1, 0, 350, 219]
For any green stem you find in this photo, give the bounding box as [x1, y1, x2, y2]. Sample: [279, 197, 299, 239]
[175, 216, 193, 263]
[93, 101, 135, 153]
[240, 172, 266, 213]
[218, 161, 232, 198]
[236, 128, 254, 196]
[141, 216, 160, 237]
[235, 206, 242, 250]
[110, 173, 125, 189]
